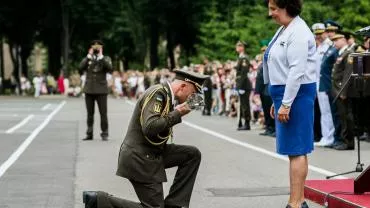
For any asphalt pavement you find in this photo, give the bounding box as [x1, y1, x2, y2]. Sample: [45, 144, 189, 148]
[1, 96, 369, 208]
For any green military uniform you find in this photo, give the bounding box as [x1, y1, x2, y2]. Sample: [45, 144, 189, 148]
[331, 35, 355, 150]
[79, 40, 113, 140]
[85, 70, 207, 208]
[235, 41, 252, 130]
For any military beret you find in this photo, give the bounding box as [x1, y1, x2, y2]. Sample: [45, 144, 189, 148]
[90, 40, 104, 46]
[312, 23, 325, 34]
[174, 69, 209, 93]
[324, 20, 342, 31]
[236, 40, 247, 47]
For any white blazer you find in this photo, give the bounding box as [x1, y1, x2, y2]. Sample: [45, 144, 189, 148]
[263, 16, 317, 106]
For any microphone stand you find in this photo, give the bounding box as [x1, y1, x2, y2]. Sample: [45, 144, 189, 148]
[327, 73, 365, 179]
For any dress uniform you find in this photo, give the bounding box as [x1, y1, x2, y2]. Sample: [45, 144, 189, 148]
[83, 69, 208, 208]
[312, 23, 336, 147]
[235, 41, 252, 130]
[79, 40, 113, 141]
[331, 34, 355, 150]
[319, 20, 341, 146]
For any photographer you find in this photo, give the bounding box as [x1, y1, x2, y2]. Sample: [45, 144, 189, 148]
[79, 40, 113, 141]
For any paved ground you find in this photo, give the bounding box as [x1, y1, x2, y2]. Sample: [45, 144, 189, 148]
[1, 96, 370, 208]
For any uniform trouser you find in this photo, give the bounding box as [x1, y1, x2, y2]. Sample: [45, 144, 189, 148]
[317, 92, 335, 145]
[85, 93, 108, 137]
[260, 94, 275, 131]
[203, 90, 212, 114]
[335, 98, 354, 146]
[314, 97, 322, 141]
[238, 91, 251, 127]
[97, 144, 201, 208]
[329, 92, 342, 144]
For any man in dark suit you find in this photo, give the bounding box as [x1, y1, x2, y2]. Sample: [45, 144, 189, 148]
[235, 40, 252, 130]
[331, 33, 355, 150]
[82, 69, 208, 208]
[255, 49, 275, 137]
[79, 40, 113, 141]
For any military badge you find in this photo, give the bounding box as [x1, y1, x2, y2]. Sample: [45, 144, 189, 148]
[88, 61, 92, 65]
[153, 102, 162, 113]
[242, 60, 247, 66]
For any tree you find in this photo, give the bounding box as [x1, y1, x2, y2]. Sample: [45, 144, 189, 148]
[194, 0, 231, 62]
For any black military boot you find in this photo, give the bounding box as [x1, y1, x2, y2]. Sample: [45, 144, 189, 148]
[83, 191, 97, 208]
[238, 123, 251, 131]
[83, 135, 93, 141]
[101, 132, 108, 141]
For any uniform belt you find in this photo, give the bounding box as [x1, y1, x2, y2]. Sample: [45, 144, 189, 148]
[123, 142, 163, 157]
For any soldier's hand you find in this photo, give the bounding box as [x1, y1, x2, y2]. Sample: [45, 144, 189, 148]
[175, 102, 192, 116]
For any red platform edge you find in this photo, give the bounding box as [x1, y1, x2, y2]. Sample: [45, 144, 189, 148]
[304, 179, 370, 208]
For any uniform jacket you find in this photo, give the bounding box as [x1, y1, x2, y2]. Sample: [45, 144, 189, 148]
[332, 46, 354, 98]
[79, 55, 113, 94]
[319, 46, 339, 92]
[255, 64, 269, 96]
[235, 54, 252, 91]
[116, 83, 182, 183]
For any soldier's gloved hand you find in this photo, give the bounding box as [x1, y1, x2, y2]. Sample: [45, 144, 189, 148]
[175, 102, 192, 116]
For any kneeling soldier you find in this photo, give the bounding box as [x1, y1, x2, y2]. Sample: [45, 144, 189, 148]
[83, 69, 208, 208]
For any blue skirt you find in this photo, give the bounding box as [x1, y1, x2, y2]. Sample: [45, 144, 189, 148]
[269, 83, 316, 156]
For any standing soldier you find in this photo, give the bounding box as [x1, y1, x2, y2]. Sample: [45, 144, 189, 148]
[317, 20, 341, 147]
[79, 40, 113, 141]
[331, 33, 355, 150]
[202, 58, 213, 116]
[82, 69, 208, 208]
[312, 23, 336, 147]
[235, 40, 252, 130]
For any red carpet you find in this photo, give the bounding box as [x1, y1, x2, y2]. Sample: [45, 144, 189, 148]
[305, 179, 370, 208]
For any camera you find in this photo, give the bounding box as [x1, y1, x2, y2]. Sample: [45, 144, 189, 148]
[93, 49, 100, 54]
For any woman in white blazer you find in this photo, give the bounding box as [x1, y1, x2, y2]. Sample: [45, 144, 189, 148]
[263, 0, 317, 208]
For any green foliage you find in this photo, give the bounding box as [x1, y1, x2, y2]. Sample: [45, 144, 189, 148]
[194, 0, 370, 62]
[1, 0, 370, 77]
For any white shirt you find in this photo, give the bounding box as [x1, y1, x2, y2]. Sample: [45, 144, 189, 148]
[263, 16, 317, 106]
[315, 39, 331, 87]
